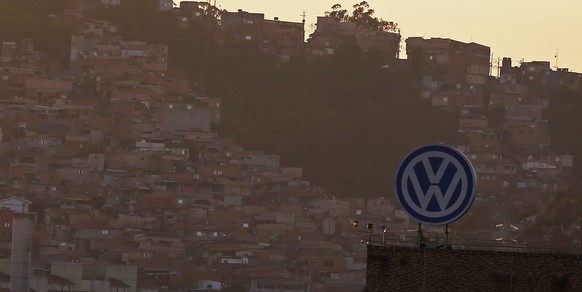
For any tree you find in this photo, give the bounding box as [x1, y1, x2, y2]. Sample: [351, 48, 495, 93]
[333, 37, 363, 70]
[197, 2, 222, 26]
[326, 4, 350, 22]
[325, 1, 399, 33]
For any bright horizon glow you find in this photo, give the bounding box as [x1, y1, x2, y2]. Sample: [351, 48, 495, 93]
[180, 0, 582, 73]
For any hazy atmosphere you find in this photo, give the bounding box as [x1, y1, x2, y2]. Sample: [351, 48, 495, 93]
[1, 0, 582, 291]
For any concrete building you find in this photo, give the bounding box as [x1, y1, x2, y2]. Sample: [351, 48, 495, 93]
[10, 213, 33, 292]
[261, 18, 305, 63]
[160, 104, 212, 133]
[220, 9, 266, 46]
[0, 195, 31, 213]
[406, 37, 490, 90]
[306, 16, 400, 62]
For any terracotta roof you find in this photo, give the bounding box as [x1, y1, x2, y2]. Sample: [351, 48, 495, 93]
[72, 220, 110, 230]
[0, 195, 32, 204]
[48, 274, 75, 285]
[109, 277, 131, 288]
[98, 239, 134, 250]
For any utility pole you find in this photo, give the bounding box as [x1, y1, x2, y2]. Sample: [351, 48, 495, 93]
[554, 47, 559, 69]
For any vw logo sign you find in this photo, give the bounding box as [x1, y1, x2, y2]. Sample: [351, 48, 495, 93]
[395, 144, 476, 225]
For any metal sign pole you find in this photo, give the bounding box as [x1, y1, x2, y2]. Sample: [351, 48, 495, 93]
[417, 222, 422, 248]
[445, 224, 449, 249]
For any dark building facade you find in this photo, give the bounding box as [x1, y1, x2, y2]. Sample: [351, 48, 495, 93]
[365, 245, 582, 291]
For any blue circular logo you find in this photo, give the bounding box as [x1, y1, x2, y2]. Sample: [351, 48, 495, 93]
[395, 144, 476, 225]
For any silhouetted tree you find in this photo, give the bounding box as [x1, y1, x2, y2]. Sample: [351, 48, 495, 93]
[333, 37, 364, 71]
[198, 2, 222, 26]
[546, 88, 582, 192]
[325, 1, 399, 33]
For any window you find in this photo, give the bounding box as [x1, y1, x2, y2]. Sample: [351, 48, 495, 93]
[245, 35, 252, 40]
[102, 230, 108, 235]
[168, 104, 173, 109]
[443, 97, 448, 104]
[177, 199, 184, 204]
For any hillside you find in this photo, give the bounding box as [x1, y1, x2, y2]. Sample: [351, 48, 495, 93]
[82, 1, 458, 197]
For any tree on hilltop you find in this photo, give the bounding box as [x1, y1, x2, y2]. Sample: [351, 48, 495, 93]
[197, 2, 222, 26]
[325, 1, 399, 33]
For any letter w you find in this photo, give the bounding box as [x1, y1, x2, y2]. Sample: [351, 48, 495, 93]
[409, 158, 461, 211]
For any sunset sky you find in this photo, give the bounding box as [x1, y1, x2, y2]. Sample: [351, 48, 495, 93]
[182, 1, 582, 73]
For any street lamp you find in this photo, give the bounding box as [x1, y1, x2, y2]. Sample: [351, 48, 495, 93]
[352, 220, 389, 245]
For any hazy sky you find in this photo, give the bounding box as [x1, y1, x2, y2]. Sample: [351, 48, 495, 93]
[181, 1, 582, 73]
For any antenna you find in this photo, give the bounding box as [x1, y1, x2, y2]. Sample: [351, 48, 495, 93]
[554, 46, 559, 70]
[307, 23, 316, 35]
[300, 11, 306, 24]
[490, 54, 500, 78]
[490, 52, 493, 77]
